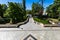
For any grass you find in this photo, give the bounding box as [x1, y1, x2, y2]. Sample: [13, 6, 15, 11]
[33, 17, 49, 24]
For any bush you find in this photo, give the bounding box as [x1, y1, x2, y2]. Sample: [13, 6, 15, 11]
[58, 18, 60, 21]
[4, 18, 10, 23]
[0, 18, 6, 24]
[10, 16, 27, 24]
[0, 18, 11, 24]
[33, 18, 49, 24]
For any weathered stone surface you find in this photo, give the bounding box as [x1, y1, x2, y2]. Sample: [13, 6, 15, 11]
[0, 30, 60, 40]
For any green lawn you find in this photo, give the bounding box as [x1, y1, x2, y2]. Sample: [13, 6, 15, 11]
[33, 18, 49, 24]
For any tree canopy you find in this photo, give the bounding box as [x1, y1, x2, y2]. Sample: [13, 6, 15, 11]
[46, 0, 60, 18]
[32, 2, 43, 15]
[4, 2, 26, 23]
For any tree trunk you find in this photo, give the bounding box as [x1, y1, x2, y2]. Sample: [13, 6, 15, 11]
[10, 18, 13, 24]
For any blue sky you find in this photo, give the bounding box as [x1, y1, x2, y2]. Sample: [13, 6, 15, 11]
[0, 0, 54, 10]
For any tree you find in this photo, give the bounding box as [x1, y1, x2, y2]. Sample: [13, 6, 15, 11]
[2, 4, 7, 17]
[22, 0, 26, 12]
[0, 4, 7, 18]
[2, 4, 7, 12]
[46, 4, 57, 18]
[57, 7, 60, 20]
[0, 4, 3, 17]
[26, 10, 32, 14]
[32, 2, 43, 16]
[22, 0, 26, 18]
[46, 0, 60, 18]
[4, 2, 26, 24]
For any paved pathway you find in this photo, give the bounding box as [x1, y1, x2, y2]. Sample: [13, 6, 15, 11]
[20, 17, 44, 30]
[0, 17, 60, 40]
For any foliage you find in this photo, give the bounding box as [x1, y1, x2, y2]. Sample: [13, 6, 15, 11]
[0, 4, 3, 17]
[33, 17, 49, 24]
[0, 18, 10, 24]
[0, 4, 7, 18]
[0, 0, 26, 24]
[4, 2, 26, 24]
[46, 0, 60, 18]
[2, 4, 7, 13]
[22, 0, 26, 17]
[26, 10, 32, 15]
[32, 2, 43, 16]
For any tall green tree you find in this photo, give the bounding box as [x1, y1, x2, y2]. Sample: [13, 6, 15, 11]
[0, 4, 3, 17]
[2, 4, 7, 12]
[2, 4, 7, 17]
[46, 0, 60, 18]
[0, 4, 7, 18]
[22, 0, 26, 17]
[4, 2, 26, 24]
[32, 2, 43, 15]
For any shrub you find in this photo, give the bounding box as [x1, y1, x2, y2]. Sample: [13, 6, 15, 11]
[4, 18, 10, 23]
[34, 18, 49, 24]
[0, 18, 6, 24]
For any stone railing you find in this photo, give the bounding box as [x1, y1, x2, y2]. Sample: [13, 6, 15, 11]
[0, 17, 29, 28]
